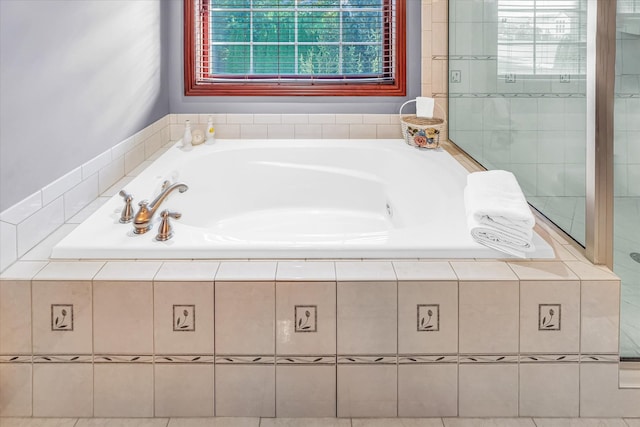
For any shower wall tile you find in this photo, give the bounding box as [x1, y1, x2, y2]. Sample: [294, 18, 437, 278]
[111, 136, 136, 160]
[322, 124, 350, 139]
[337, 281, 397, 355]
[93, 281, 153, 354]
[276, 365, 336, 417]
[0, 363, 32, 416]
[154, 281, 214, 355]
[81, 150, 112, 180]
[0, 221, 17, 271]
[213, 124, 241, 139]
[32, 280, 92, 354]
[98, 156, 125, 195]
[241, 124, 264, 139]
[267, 124, 295, 139]
[276, 281, 336, 356]
[154, 364, 214, 417]
[124, 143, 146, 174]
[94, 364, 154, 417]
[215, 365, 275, 417]
[308, 114, 336, 124]
[281, 114, 309, 124]
[349, 124, 377, 139]
[337, 365, 397, 417]
[519, 363, 579, 417]
[215, 281, 275, 355]
[41, 167, 82, 206]
[398, 364, 458, 417]
[458, 363, 518, 417]
[63, 174, 99, 220]
[0, 280, 31, 354]
[294, 124, 322, 139]
[0, 191, 43, 225]
[16, 197, 64, 258]
[32, 363, 93, 417]
[581, 280, 620, 354]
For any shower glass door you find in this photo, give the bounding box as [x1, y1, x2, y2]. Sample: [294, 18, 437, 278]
[615, 0, 640, 360]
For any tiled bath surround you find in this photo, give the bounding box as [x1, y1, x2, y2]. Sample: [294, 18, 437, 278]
[1, 259, 638, 418]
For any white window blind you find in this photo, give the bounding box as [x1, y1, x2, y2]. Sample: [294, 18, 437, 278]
[498, 0, 587, 76]
[191, 0, 398, 84]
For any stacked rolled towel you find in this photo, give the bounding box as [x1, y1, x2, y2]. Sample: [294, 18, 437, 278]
[464, 170, 535, 258]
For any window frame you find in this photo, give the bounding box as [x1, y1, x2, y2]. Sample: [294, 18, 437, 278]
[183, 0, 406, 96]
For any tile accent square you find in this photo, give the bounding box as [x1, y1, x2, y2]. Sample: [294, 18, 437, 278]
[295, 305, 317, 333]
[173, 305, 195, 332]
[398, 364, 458, 417]
[0, 364, 32, 416]
[417, 304, 439, 332]
[51, 304, 74, 331]
[94, 364, 154, 417]
[337, 365, 397, 417]
[276, 365, 336, 417]
[538, 304, 561, 331]
[215, 365, 275, 417]
[33, 363, 93, 417]
[154, 364, 214, 417]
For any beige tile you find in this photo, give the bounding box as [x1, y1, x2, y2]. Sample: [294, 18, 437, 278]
[32, 281, 92, 354]
[227, 114, 254, 124]
[337, 281, 397, 354]
[215, 365, 275, 417]
[393, 261, 457, 281]
[261, 420, 350, 427]
[625, 419, 640, 427]
[276, 365, 336, 417]
[443, 420, 535, 427]
[32, 363, 92, 417]
[154, 281, 214, 354]
[93, 281, 153, 354]
[94, 364, 154, 417]
[294, 124, 322, 139]
[335, 261, 396, 282]
[321, 124, 350, 139]
[93, 261, 161, 281]
[276, 261, 335, 282]
[215, 281, 274, 355]
[398, 364, 457, 417]
[534, 419, 629, 427]
[337, 365, 397, 417]
[268, 124, 295, 139]
[33, 261, 104, 281]
[0, 419, 79, 427]
[508, 261, 579, 281]
[580, 363, 640, 417]
[564, 260, 619, 280]
[215, 261, 277, 281]
[354, 420, 444, 427]
[459, 281, 519, 354]
[581, 281, 620, 353]
[349, 124, 377, 139]
[519, 363, 579, 417]
[459, 364, 519, 417]
[308, 114, 336, 124]
[451, 261, 518, 281]
[167, 419, 259, 427]
[398, 281, 458, 354]
[281, 114, 309, 124]
[520, 280, 580, 353]
[376, 124, 403, 139]
[276, 282, 336, 355]
[0, 364, 32, 416]
[0, 261, 48, 280]
[0, 280, 31, 354]
[76, 419, 169, 427]
[335, 114, 363, 124]
[154, 261, 219, 281]
[154, 364, 214, 417]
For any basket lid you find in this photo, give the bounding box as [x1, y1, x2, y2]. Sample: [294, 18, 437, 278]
[401, 115, 444, 126]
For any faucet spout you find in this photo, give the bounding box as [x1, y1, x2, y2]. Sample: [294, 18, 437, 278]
[133, 182, 188, 234]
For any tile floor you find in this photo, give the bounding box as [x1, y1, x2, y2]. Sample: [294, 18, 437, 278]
[1, 418, 639, 427]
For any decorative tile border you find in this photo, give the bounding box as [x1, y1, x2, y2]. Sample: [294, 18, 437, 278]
[337, 355, 396, 365]
[33, 354, 92, 363]
[51, 304, 73, 331]
[580, 354, 620, 363]
[294, 305, 317, 333]
[538, 304, 561, 331]
[459, 354, 519, 364]
[94, 354, 153, 363]
[155, 355, 214, 364]
[173, 304, 195, 332]
[520, 354, 580, 363]
[215, 355, 275, 365]
[0, 355, 32, 363]
[417, 304, 439, 332]
[398, 354, 458, 364]
[276, 355, 335, 365]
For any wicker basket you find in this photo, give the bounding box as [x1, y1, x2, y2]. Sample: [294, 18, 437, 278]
[399, 99, 446, 149]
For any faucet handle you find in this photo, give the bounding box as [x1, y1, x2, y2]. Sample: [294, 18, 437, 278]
[155, 210, 181, 241]
[118, 190, 134, 223]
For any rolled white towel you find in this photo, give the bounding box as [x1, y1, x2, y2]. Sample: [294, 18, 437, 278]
[464, 170, 536, 257]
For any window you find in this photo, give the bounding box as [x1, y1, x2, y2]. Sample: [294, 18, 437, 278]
[184, 0, 406, 96]
[497, 0, 586, 76]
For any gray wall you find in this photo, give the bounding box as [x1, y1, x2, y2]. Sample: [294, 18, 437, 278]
[167, 0, 421, 114]
[0, 0, 169, 211]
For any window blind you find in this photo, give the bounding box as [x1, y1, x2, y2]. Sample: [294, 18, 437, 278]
[191, 0, 398, 84]
[497, 0, 587, 76]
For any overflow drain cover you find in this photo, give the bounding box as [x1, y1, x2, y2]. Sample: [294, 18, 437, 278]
[631, 253, 640, 263]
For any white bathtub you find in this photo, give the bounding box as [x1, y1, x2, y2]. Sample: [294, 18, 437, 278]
[52, 139, 554, 259]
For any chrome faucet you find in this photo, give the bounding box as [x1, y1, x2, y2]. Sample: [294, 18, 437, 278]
[133, 181, 189, 234]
